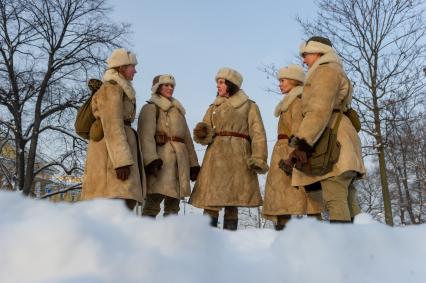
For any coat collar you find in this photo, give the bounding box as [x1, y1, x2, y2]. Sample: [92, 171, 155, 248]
[149, 94, 186, 115]
[274, 85, 303, 117]
[213, 89, 249, 108]
[103, 69, 136, 103]
[305, 51, 341, 81]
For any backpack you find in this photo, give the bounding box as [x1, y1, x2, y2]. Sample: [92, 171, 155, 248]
[75, 79, 103, 139]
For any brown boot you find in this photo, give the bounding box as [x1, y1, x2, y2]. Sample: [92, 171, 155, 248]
[274, 223, 285, 231]
[223, 219, 238, 231]
[203, 209, 219, 228]
[275, 215, 291, 231]
[210, 216, 218, 228]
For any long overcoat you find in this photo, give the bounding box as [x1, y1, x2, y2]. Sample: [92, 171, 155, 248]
[189, 90, 268, 208]
[262, 86, 323, 220]
[137, 94, 199, 199]
[82, 75, 145, 202]
[291, 51, 366, 186]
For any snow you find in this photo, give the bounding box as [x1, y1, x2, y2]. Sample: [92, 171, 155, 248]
[0, 191, 425, 283]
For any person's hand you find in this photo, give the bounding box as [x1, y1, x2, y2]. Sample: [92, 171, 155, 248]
[247, 157, 269, 174]
[116, 165, 131, 181]
[288, 149, 308, 169]
[145, 159, 163, 176]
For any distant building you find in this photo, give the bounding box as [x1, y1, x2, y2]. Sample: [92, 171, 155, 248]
[0, 141, 82, 202]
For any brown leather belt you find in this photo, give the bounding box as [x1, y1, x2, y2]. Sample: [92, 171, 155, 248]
[155, 133, 185, 145]
[215, 131, 250, 141]
[277, 134, 289, 140]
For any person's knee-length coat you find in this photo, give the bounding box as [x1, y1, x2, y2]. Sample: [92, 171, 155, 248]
[82, 74, 145, 203]
[189, 90, 268, 208]
[137, 94, 199, 199]
[290, 51, 366, 187]
[262, 86, 323, 220]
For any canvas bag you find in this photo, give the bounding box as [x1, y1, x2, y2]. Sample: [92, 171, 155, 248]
[74, 79, 103, 140]
[294, 101, 346, 176]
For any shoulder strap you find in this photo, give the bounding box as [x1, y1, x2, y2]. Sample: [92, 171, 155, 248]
[105, 79, 117, 85]
[146, 101, 160, 121]
[331, 79, 351, 134]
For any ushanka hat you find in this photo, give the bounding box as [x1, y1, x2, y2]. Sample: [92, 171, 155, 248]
[107, 48, 138, 68]
[151, 74, 176, 93]
[215, 67, 243, 88]
[299, 36, 334, 56]
[277, 64, 305, 83]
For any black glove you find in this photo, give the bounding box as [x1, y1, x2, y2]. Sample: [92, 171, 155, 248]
[287, 137, 314, 169]
[116, 165, 131, 181]
[287, 149, 309, 169]
[190, 166, 201, 181]
[145, 159, 163, 176]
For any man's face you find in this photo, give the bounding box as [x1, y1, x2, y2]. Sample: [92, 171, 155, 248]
[302, 53, 322, 69]
[120, 65, 137, 81]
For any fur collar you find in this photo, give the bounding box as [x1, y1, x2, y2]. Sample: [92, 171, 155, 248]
[274, 86, 303, 117]
[149, 94, 186, 115]
[305, 51, 341, 81]
[103, 69, 136, 103]
[213, 90, 249, 108]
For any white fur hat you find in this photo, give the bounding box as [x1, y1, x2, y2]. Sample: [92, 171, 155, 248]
[299, 36, 334, 56]
[215, 67, 243, 88]
[151, 74, 176, 94]
[107, 48, 138, 68]
[277, 64, 305, 83]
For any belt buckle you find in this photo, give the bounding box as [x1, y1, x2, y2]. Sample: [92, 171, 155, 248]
[155, 134, 166, 145]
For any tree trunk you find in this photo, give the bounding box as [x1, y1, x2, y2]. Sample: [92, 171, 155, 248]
[377, 145, 393, 225]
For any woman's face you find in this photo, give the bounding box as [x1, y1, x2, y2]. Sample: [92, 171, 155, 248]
[278, 78, 294, 94]
[159, 83, 174, 99]
[119, 64, 137, 81]
[217, 78, 229, 97]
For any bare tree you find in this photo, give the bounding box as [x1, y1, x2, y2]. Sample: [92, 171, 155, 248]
[385, 98, 426, 224]
[0, 0, 130, 195]
[238, 184, 272, 229]
[0, 124, 13, 189]
[357, 168, 385, 222]
[297, 0, 426, 225]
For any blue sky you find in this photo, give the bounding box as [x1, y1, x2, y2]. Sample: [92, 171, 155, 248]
[109, 0, 318, 154]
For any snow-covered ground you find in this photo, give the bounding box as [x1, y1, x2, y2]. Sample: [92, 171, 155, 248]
[0, 191, 424, 283]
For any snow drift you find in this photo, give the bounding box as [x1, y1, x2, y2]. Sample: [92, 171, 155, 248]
[0, 191, 424, 283]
